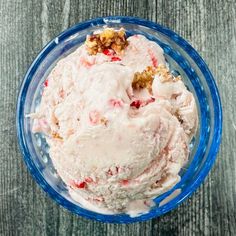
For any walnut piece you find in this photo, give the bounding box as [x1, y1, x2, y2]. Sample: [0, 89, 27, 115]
[132, 65, 182, 94]
[132, 66, 155, 93]
[100, 117, 108, 126]
[85, 28, 128, 55]
[156, 64, 181, 83]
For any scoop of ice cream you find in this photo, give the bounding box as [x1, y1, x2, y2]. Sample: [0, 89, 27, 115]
[30, 30, 198, 214]
[122, 35, 166, 72]
[152, 74, 198, 138]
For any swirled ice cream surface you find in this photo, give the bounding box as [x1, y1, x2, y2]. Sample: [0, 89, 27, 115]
[30, 30, 198, 216]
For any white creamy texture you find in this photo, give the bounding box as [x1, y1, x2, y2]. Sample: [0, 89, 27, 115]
[31, 34, 198, 215]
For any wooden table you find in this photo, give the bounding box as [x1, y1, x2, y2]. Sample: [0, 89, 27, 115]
[0, 0, 235, 235]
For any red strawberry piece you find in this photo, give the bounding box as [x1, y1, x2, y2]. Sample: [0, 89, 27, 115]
[44, 79, 48, 87]
[71, 180, 87, 189]
[103, 49, 114, 56]
[121, 179, 129, 185]
[148, 49, 158, 67]
[89, 110, 100, 125]
[109, 99, 123, 108]
[77, 181, 86, 188]
[131, 98, 155, 109]
[111, 56, 121, 62]
[130, 100, 142, 109]
[151, 56, 158, 67]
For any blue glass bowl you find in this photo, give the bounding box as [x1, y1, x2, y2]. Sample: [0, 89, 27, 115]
[16, 16, 222, 223]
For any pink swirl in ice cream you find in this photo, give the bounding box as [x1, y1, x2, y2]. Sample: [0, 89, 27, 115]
[30, 28, 198, 215]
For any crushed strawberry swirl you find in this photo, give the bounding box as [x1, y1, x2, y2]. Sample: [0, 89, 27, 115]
[89, 110, 100, 125]
[109, 98, 124, 108]
[130, 97, 155, 109]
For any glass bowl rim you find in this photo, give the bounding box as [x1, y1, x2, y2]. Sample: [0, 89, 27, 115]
[16, 16, 222, 223]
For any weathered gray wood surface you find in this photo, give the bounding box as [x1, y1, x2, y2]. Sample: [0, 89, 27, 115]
[0, 0, 235, 235]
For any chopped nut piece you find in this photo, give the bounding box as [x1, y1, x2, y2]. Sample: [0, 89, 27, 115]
[132, 65, 182, 94]
[132, 66, 155, 93]
[155, 64, 172, 82]
[85, 28, 128, 55]
[173, 75, 181, 82]
[100, 117, 108, 126]
[52, 132, 63, 140]
[156, 65, 182, 83]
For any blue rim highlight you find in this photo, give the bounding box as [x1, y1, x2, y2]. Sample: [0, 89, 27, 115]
[16, 16, 222, 223]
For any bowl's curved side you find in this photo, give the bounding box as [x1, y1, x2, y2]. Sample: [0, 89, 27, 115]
[16, 16, 222, 223]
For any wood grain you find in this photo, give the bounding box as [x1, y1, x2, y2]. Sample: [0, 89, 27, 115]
[0, 0, 235, 235]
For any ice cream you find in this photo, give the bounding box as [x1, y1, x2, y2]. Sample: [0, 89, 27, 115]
[30, 28, 198, 215]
